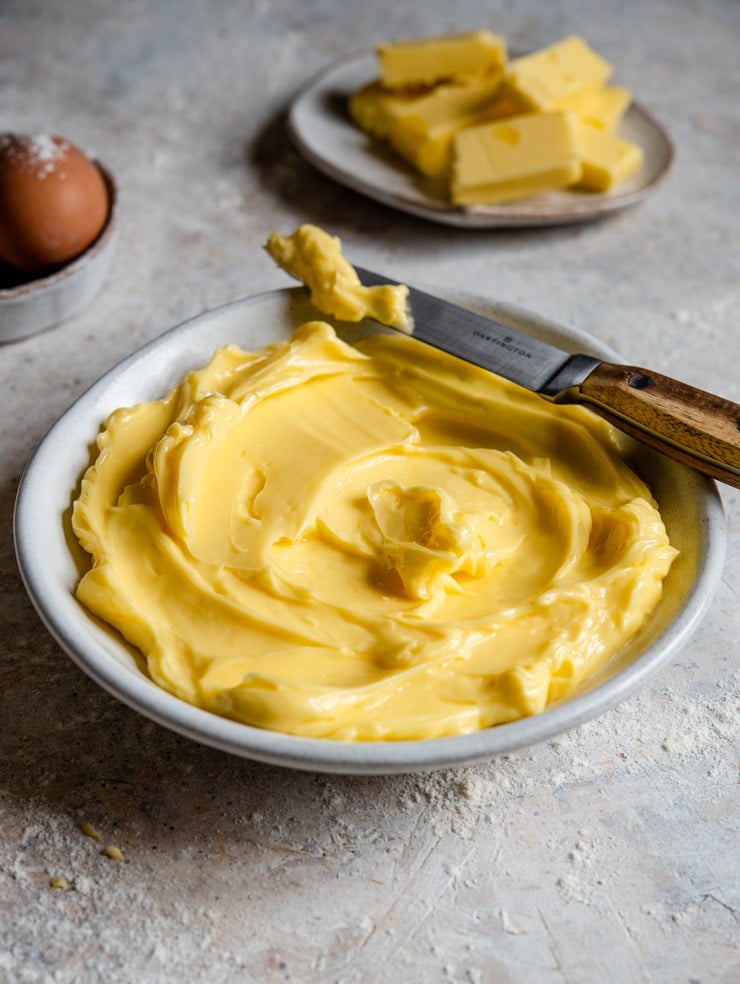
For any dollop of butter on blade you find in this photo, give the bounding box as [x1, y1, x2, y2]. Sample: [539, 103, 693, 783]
[264, 224, 413, 333]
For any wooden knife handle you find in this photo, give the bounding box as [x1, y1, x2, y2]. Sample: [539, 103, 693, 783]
[563, 362, 740, 488]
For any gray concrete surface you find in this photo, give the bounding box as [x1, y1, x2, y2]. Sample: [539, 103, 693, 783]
[1, 2, 738, 981]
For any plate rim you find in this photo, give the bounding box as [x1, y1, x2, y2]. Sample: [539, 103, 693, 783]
[287, 50, 675, 229]
[13, 288, 726, 774]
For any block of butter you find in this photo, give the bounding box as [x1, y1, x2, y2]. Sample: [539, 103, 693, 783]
[451, 112, 582, 205]
[378, 29, 506, 89]
[349, 82, 426, 140]
[385, 77, 504, 176]
[574, 120, 643, 191]
[350, 75, 502, 159]
[574, 84, 632, 131]
[505, 35, 612, 112]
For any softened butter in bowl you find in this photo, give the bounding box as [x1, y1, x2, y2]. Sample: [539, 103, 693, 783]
[70, 320, 678, 741]
[64, 225, 681, 744]
[13, 285, 725, 772]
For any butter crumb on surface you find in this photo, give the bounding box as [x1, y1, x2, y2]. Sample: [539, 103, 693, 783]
[101, 845, 127, 862]
[79, 822, 102, 842]
[49, 875, 72, 891]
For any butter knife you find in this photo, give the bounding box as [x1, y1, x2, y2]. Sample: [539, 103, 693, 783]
[354, 267, 740, 488]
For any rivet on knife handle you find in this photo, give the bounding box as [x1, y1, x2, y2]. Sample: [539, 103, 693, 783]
[555, 362, 740, 488]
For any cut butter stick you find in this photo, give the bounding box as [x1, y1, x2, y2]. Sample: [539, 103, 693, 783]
[389, 114, 472, 177]
[386, 77, 504, 177]
[574, 120, 643, 191]
[265, 225, 412, 332]
[350, 76, 503, 175]
[572, 84, 632, 131]
[378, 29, 506, 89]
[505, 35, 612, 112]
[451, 112, 582, 205]
[349, 81, 431, 141]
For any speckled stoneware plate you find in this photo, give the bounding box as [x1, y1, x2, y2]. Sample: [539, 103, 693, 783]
[287, 52, 674, 228]
[14, 288, 725, 774]
[0, 162, 118, 343]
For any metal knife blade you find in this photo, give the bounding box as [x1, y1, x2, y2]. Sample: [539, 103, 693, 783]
[354, 266, 599, 395]
[352, 266, 740, 488]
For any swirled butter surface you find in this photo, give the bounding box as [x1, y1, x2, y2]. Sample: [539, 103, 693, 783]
[72, 320, 677, 741]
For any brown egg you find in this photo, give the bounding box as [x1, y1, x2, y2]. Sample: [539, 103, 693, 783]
[0, 133, 109, 274]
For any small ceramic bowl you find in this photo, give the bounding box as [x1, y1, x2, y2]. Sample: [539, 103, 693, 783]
[0, 161, 118, 343]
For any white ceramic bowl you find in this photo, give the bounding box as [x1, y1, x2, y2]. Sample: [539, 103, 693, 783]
[0, 161, 118, 343]
[13, 288, 726, 773]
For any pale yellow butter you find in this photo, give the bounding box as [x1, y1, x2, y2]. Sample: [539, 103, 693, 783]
[387, 114, 465, 177]
[574, 84, 632, 131]
[349, 30, 642, 203]
[378, 29, 506, 89]
[71, 228, 676, 741]
[350, 76, 503, 175]
[72, 322, 676, 741]
[451, 111, 582, 205]
[385, 77, 503, 176]
[574, 120, 643, 191]
[264, 225, 411, 332]
[505, 35, 612, 112]
[349, 81, 428, 141]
